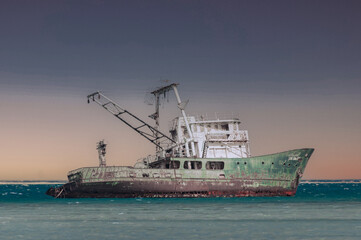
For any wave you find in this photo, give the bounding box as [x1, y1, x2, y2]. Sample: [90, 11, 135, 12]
[301, 179, 361, 184]
[0, 180, 66, 185]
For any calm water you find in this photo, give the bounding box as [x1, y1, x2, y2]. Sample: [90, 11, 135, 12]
[1, 181, 361, 240]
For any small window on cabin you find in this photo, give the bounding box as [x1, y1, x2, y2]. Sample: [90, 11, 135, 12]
[183, 161, 202, 170]
[206, 161, 225, 170]
[183, 127, 188, 136]
[221, 124, 229, 131]
[166, 160, 180, 169]
[215, 124, 218, 130]
[207, 124, 211, 131]
[200, 125, 204, 132]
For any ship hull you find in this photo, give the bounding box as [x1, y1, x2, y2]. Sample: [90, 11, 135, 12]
[47, 148, 314, 198]
[47, 181, 297, 198]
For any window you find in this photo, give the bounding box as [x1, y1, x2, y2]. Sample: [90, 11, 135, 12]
[206, 161, 225, 170]
[183, 127, 188, 136]
[165, 160, 180, 169]
[221, 124, 229, 131]
[184, 161, 202, 170]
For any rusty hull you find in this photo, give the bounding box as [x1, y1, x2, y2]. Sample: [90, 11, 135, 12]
[47, 148, 314, 198]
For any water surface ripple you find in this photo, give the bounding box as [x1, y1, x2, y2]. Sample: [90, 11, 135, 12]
[0, 181, 360, 240]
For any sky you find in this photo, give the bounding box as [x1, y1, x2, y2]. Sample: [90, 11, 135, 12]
[1, 0, 360, 180]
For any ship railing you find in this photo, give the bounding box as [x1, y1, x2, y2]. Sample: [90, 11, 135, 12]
[136, 155, 158, 165]
[68, 168, 83, 175]
[206, 133, 249, 142]
[168, 112, 242, 130]
[192, 112, 241, 122]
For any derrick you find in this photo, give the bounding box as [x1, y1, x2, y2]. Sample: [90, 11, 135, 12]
[87, 92, 176, 155]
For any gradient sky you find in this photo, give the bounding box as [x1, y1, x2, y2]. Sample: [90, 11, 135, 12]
[1, 0, 361, 180]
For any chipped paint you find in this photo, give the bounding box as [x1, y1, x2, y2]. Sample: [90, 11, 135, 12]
[47, 148, 314, 198]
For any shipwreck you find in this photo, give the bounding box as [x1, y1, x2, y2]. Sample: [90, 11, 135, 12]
[47, 83, 314, 198]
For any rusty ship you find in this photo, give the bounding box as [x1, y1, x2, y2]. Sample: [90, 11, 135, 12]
[47, 83, 314, 198]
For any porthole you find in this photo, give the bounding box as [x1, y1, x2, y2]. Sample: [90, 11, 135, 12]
[288, 163, 291, 166]
[244, 162, 247, 165]
[283, 163, 286, 166]
[271, 162, 274, 165]
[237, 162, 240, 165]
[262, 162, 264, 165]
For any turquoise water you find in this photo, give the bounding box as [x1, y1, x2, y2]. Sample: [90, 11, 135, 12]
[1, 181, 361, 239]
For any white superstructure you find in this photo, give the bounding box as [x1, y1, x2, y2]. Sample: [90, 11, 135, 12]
[170, 116, 251, 158]
[87, 83, 251, 161]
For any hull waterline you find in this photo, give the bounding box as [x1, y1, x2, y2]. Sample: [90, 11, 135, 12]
[47, 148, 314, 198]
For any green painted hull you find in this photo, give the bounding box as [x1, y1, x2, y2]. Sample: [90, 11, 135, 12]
[47, 148, 314, 198]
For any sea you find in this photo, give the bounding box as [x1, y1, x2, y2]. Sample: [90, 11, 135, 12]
[1, 180, 360, 240]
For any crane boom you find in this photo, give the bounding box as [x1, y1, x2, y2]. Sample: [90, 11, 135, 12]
[87, 92, 176, 153]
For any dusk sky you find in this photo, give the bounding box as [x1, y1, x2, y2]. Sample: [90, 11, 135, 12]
[1, 0, 361, 180]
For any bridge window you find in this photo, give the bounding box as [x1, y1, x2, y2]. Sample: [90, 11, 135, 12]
[221, 124, 229, 131]
[184, 161, 202, 170]
[206, 161, 225, 170]
[166, 160, 180, 169]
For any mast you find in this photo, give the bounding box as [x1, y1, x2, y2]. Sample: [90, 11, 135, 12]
[149, 91, 161, 155]
[171, 84, 195, 157]
[150, 83, 195, 157]
[150, 84, 176, 157]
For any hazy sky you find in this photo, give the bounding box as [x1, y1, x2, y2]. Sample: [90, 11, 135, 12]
[1, 0, 361, 180]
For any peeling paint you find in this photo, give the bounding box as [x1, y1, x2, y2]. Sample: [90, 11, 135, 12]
[47, 148, 314, 198]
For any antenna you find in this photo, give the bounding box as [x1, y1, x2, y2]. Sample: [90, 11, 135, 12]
[97, 140, 107, 167]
